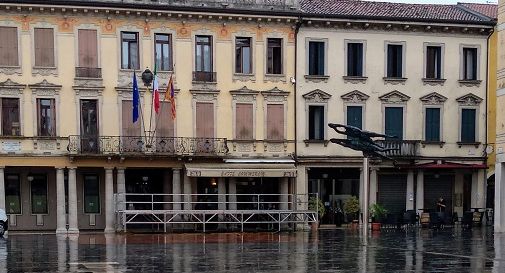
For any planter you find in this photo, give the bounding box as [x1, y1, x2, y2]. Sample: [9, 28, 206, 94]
[371, 222, 381, 231]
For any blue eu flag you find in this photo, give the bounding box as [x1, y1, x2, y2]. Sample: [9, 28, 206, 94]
[132, 72, 140, 123]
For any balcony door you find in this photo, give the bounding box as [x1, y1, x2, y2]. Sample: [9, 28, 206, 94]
[384, 107, 403, 140]
[195, 102, 214, 153]
[80, 100, 99, 153]
[122, 100, 142, 152]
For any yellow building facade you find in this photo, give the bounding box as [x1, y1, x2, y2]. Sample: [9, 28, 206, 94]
[0, 1, 298, 232]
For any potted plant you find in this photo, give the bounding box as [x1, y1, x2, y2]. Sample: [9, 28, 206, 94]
[308, 196, 325, 230]
[343, 196, 360, 228]
[369, 203, 388, 231]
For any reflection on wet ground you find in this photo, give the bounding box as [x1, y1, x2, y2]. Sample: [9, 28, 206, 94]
[2, 228, 504, 272]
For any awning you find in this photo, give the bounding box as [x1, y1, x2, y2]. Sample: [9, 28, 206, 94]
[410, 162, 487, 170]
[185, 163, 297, 178]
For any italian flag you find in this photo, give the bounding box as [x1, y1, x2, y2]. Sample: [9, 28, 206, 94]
[152, 64, 160, 114]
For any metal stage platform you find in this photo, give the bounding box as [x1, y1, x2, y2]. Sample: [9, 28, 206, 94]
[115, 193, 318, 232]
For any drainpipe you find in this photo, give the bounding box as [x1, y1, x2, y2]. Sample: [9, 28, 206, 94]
[293, 17, 302, 163]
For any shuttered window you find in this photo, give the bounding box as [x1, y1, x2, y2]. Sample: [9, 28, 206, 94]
[386, 44, 403, 78]
[266, 104, 284, 140]
[196, 102, 214, 138]
[308, 41, 325, 76]
[461, 109, 476, 142]
[37, 98, 56, 136]
[158, 101, 175, 137]
[463, 48, 478, 80]
[121, 100, 141, 137]
[236, 103, 253, 140]
[425, 107, 440, 142]
[385, 107, 403, 140]
[0, 27, 18, 66]
[347, 43, 363, 77]
[78, 29, 98, 68]
[346, 106, 363, 129]
[34, 28, 55, 67]
[426, 46, 442, 79]
[308, 105, 324, 140]
[1, 98, 20, 136]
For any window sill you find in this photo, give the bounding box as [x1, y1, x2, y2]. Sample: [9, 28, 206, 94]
[458, 80, 482, 87]
[264, 74, 286, 83]
[304, 75, 329, 83]
[32, 67, 57, 76]
[421, 141, 445, 148]
[233, 73, 256, 82]
[304, 139, 329, 147]
[383, 77, 407, 84]
[422, 78, 446, 86]
[343, 76, 367, 83]
[457, 141, 481, 148]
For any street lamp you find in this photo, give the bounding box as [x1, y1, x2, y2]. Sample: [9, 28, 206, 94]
[141, 68, 153, 87]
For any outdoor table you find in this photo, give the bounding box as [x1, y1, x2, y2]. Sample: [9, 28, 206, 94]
[418, 209, 431, 227]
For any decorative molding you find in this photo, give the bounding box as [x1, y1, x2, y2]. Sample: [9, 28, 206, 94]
[419, 92, 448, 105]
[29, 79, 62, 96]
[230, 86, 259, 102]
[343, 76, 367, 84]
[341, 90, 369, 103]
[32, 67, 58, 76]
[0, 78, 25, 95]
[456, 93, 483, 106]
[304, 75, 329, 83]
[458, 80, 482, 87]
[383, 77, 407, 85]
[190, 88, 220, 101]
[261, 87, 289, 102]
[422, 78, 446, 86]
[302, 89, 332, 103]
[0, 66, 22, 75]
[232, 74, 256, 83]
[379, 90, 410, 104]
[264, 74, 286, 83]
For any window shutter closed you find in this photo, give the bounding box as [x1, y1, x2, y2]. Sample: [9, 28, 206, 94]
[236, 103, 253, 140]
[425, 108, 440, 141]
[158, 101, 175, 137]
[385, 107, 403, 140]
[196, 102, 214, 138]
[267, 104, 284, 140]
[0, 27, 18, 66]
[34, 28, 54, 67]
[121, 100, 140, 137]
[461, 109, 476, 142]
[78, 29, 98, 68]
[346, 106, 362, 129]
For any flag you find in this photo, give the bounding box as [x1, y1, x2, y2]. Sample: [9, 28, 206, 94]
[152, 64, 160, 114]
[132, 72, 140, 123]
[164, 74, 176, 120]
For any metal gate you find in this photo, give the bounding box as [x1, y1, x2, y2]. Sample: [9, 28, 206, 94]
[424, 174, 454, 214]
[378, 174, 407, 215]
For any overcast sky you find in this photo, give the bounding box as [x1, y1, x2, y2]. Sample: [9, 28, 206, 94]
[366, 0, 496, 4]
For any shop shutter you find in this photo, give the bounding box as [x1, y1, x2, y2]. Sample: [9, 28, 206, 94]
[378, 174, 407, 216]
[424, 174, 454, 214]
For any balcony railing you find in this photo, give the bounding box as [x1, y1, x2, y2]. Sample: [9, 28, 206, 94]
[376, 140, 420, 158]
[67, 135, 228, 156]
[75, 67, 102, 78]
[193, 71, 217, 83]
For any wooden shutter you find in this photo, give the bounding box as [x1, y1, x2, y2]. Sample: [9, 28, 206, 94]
[267, 104, 284, 140]
[346, 106, 363, 130]
[158, 101, 175, 137]
[121, 100, 140, 136]
[385, 107, 403, 140]
[0, 27, 18, 66]
[196, 102, 214, 138]
[78, 29, 98, 68]
[461, 109, 476, 142]
[34, 28, 54, 67]
[236, 103, 253, 140]
[309, 106, 324, 140]
[425, 108, 440, 141]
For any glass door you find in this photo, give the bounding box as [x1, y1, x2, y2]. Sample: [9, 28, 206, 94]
[80, 100, 99, 153]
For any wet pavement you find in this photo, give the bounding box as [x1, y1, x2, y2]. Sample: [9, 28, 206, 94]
[1, 228, 504, 272]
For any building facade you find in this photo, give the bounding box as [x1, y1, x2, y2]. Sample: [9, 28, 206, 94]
[296, 0, 494, 225]
[496, 0, 505, 233]
[0, 0, 298, 232]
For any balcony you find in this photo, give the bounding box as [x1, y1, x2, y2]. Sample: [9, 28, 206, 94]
[376, 140, 420, 159]
[193, 71, 217, 83]
[67, 135, 228, 157]
[75, 67, 102, 78]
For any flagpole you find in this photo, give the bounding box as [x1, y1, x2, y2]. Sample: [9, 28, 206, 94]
[133, 70, 147, 148]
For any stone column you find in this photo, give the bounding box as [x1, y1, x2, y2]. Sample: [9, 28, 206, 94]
[104, 168, 115, 233]
[369, 168, 378, 205]
[56, 168, 66, 234]
[116, 168, 126, 212]
[454, 172, 465, 217]
[0, 167, 5, 211]
[172, 168, 181, 211]
[280, 177, 289, 210]
[183, 173, 192, 210]
[415, 171, 424, 211]
[359, 167, 364, 220]
[67, 167, 79, 233]
[218, 177, 226, 211]
[406, 170, 415, 211]
[471, 170, 486, 209]
[229, 178, 237, 210]
[296, 166, 308, 210]
[495, 162, 505, 233]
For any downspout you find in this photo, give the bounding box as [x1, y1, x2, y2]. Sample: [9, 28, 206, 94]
[293, 17, 302, 163]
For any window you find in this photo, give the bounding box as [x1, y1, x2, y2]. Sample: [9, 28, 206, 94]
[155, 33, 172, 71]
[195, 102, 214, 138]
[84, 174, 100, 214]
[78, 29, 98, 68]
[347, 43, 363, 77]
[5, 174, 21, 214]
[462, 47, 478, 80]
[236, 103, 253, 140]
[308, 106, 324, 140]
[121, 100, 140, 137]
[308, 41, 325, 76]
[386, 44, 403, 78]
[267, 38, 282, 74]
[121, 32, 139, 69]
[195, 35, 213, 81]
[426, 46, 442, 79]
[425, 108, 441, 142]
[31, 174, 47, 214]
[158, 101, 175, 137]
[0, 27, 18, 66]
[385, 107, 403, 140]
[235, 37, 252, 74]
[34, 28, 55, 67]
[37, 98, 56, 137]
[461, 109, 476, 142]
[80, 100, 99, 153]
[266, 104, 284, 140]
[347, 106, 363, 129]
[1, 98, 20, 136]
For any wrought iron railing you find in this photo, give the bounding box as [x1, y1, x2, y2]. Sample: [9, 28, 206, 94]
[67, 135, 228, 156]
[75, 67, 102, 78]
[376, 140, 420, 158]
[192, 71, 217, 83]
